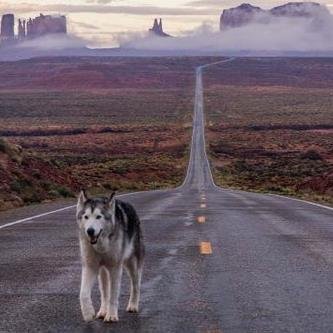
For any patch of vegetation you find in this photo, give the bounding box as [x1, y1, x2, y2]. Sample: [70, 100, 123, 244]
[0, 138, 22, 162]
[0, 57, 200, 211]
[300, 149, 323, 161]
[205, 58, 333, 206]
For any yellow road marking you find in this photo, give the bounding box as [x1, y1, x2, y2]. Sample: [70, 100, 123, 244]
[197, 216, 206, 224]
[200, 242, 212, 255]
[200, 203, 206, 208]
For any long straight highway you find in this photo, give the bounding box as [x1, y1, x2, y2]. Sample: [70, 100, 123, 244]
[1, 60, 333, 332]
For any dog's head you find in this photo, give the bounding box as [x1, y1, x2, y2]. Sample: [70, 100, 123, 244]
[76, 190, 116, 245]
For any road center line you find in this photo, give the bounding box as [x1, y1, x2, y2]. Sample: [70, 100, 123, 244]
[200, 203, 207, 208]
[200, 242, 212, 255]
[197, 216, 206, 224]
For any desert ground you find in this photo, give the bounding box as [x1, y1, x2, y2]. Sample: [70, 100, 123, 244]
[204, 58, 333, 205]
[0, 57, 210, 210]
[0, 57, 332, 210]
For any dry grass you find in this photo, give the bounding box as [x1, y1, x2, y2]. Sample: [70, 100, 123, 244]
[204, 58, 333, 205]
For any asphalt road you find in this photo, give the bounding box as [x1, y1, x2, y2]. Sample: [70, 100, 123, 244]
[1, 60, 333, 333]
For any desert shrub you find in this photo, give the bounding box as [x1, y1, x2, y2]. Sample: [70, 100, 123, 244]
[0, 138, 7, 153]
[265, 186, 293, 194]
[32, 169, 41, 179]
[0, 138, 21, 162]
[109, 160, 131, 175]
[22, 192, 41, 204]
[10, 179, 32, 193]
[103, 183, 117, 191]
[234, 160, 251, 173]
[55, 186, 73, 198]
[41, 181, 53, 191]
[300, 149, 323, 161]
[48, 190, 59, 198]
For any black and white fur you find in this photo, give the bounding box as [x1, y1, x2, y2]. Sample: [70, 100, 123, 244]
[76, 190, 145, 322]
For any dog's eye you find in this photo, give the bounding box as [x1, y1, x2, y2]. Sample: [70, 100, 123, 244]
[96, 215, 102, 220]
[84, 215, 89, 220]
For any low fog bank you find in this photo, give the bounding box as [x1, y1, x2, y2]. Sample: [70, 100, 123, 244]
[1, 5, 333, 61]
[0, 34, 90, 61]
[16, 34, 86, 51]
[120, 14, 333, 54]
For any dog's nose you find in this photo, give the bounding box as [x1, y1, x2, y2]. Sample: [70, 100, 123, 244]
[87, 228, 95, 237]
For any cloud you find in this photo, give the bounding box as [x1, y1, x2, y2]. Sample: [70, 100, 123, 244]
[120, 10, 333, 54]
[85, 0, 123, 3]
[70, 20, 100, 30]
[0, 2, 216, 15]
[186, 0, 242, 8]
[15, 34, 86, 51]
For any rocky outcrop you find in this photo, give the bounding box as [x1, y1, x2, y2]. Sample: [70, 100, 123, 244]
[1, 13, 67, 46]
[220, 4, 264, 30]
[0, 14, 15, 40]
[270, 2, 327, 17]
[149, 18, 170, 37]
[220, 2, 331, 30]
[26, 14, 67, 38]
[18, 19, 26, 40]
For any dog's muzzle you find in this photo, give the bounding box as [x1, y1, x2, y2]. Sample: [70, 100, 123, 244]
[88, 230, 102, 245]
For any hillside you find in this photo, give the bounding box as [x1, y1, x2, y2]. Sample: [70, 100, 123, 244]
[0, 57, 202, 211]
[0, 138, 77, 211]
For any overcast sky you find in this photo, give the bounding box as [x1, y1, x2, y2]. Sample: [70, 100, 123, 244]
[1, 0, 332, 46]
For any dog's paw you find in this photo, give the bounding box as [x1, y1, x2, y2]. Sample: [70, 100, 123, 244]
[96, 308, 106, 319]
[126, 303, 139, 313]
[82, 311, 95, 322]
[104, 312, 119, 323]
[81, 304, 95, 322]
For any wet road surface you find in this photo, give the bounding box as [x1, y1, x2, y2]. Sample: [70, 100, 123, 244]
[1, 60, 333, 333]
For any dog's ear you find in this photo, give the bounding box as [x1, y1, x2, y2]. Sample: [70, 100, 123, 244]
[107, 191, 116, 213]
[77, 189, 88, 212]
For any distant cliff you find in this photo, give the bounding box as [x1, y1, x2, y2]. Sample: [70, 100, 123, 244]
[26, 14, 67, 38]
[1, 13, 67, 46]
[220, 2, 331, 30]
[220, 4, 264, 30]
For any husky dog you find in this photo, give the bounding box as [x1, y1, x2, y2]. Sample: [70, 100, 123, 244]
[76, 190, 145, 322]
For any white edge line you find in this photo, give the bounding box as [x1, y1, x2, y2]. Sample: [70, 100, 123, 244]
[269, 193, 333, 211]
[0, 205, 76, 230]
[0, 190, 166, 231]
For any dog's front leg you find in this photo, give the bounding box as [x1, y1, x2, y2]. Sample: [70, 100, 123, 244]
[97, 266, 110, 319]
[104, 264, 123, 322]
[80, 265, 97, 322]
